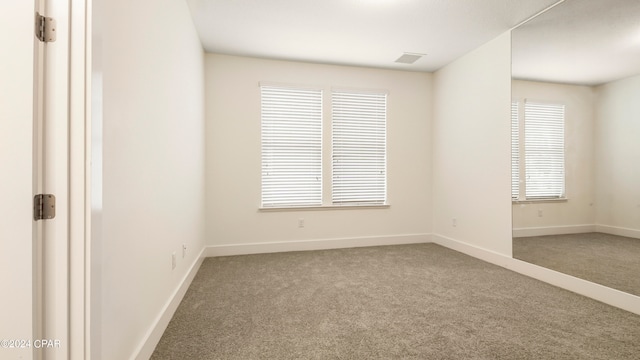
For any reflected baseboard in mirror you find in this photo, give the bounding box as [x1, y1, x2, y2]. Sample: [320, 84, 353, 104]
[513, 233, 640, 296]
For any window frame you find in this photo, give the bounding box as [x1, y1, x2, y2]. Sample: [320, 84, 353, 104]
[260, 84, 324, 208]
[331, 89, 388, 206]
[259, 83, 389, 211]
[512, 98, 567, 202]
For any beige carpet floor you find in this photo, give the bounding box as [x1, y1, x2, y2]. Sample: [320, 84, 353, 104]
[151, 243, 640, 359]
[513, 232, 640, 296]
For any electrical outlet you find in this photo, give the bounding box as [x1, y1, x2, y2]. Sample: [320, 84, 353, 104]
[182, 244, 187, 258]
[538, 209, 543, 217]
[452, 218, 457, 227]
[298, 218, 305, 228]
[172, 252, 176, 270]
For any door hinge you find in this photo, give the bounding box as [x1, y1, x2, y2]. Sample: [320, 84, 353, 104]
[34, 194, 56, 221]
[35, 13, 56, 43]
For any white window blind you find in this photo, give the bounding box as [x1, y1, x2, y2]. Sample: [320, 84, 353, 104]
[511, 101, 520, 200]
[331, 91, 387, 205]
[261, 85, 322, 207]
[524, 101, 565, 199]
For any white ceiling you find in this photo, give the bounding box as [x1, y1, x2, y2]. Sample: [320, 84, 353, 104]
[186, 0, 640, 85]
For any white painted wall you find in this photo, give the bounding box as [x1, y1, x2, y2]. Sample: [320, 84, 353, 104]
[96, 0, 206, 358]
[512, 80, 597, 232]
[432, 32, 512, 256]
[205, 54, 432, 250]
[595, 74, 640, 235]
[0, 2, 34, 359]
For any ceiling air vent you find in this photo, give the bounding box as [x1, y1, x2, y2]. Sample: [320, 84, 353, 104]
[395, 52, 425, 64]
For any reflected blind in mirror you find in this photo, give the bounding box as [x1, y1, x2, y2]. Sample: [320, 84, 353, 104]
[524, 101, 565, 199]
[511, 101, 519, 200]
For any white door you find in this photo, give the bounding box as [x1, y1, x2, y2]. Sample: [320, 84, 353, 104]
[1, 1, 73, 358]
[0, 2, 38, 360]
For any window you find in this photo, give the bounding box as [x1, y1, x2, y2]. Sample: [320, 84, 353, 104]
[524, 101, 565, 199]
[511, 101, 519, 200]
[512, 100, 565, 200]
[261, 85, 322, 207]
[260, 84, 387, 208]
[332, 91, 387, 205]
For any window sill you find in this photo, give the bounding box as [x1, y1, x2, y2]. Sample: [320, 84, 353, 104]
[512, 198, 568, 204]
[259, 204, 390, 212]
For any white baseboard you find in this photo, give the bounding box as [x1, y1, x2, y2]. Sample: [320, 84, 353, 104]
[132, 247, 206, 360]
[512, 224, 596, 238]
[512, 224, 640, 240]
[205, 233, 432, 257]
[431, 234, 514, 268]
[596, 224, 640, 240]
[432, 233, 640, 316]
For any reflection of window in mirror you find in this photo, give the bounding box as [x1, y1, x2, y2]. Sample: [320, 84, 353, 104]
[511, 99, 566, 201]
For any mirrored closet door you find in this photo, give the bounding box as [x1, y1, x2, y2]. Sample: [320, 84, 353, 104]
[511, 0, 640, 296]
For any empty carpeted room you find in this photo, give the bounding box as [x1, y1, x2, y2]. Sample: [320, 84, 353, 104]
[4, 0, 640, 360]
[89, 0, 640, 359]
